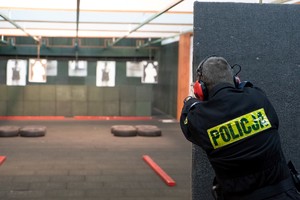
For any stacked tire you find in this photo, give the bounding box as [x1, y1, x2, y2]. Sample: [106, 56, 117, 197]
[111, 125, 161, 137]
[0, 126, 20, 137]
[0, 126, 46, 137]
[19, 126, 47, 137]
[111, 125, 137, 137]
[135, 125, 162, 137]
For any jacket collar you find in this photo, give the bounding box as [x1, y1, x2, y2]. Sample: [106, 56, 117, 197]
[208, 83, 235, 100]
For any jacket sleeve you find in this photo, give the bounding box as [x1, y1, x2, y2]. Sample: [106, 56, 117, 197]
[179, 97, 201, 143]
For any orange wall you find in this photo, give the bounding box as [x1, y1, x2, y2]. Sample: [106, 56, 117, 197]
[177, 32, 192, 120]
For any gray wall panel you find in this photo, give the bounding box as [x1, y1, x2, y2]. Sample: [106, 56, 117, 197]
[24, 101, 40, 116]
[120, 101, 136, 116]
[103, 101, 119, 116]
[71, 86, 87, 101]
[0, 85, 153, 116]
[24, 85, 40, 101]
[87, 87, 104, 101]
[7, 87, 24, 101]
[120, 86, 136, 101]
[0, 85, 7, 101]
[103, 88, 119, 102]
[72, 101, 88, 116]
[136, 101, 151, 116]
[153, 42, 178, 117]
[0, 101, 7, 115]
[56, 101, 72, 116]
[56, 86, 71, 101]
[87, 101, 104, 116]
[136, 86, 152, 101]
[40, 85, 56, 101]
[40, 101, 56, 116]
[6, 101, 23, 116]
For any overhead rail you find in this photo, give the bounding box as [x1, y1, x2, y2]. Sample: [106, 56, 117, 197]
[74, 0, 80, 62]
[110, 0, 185, 47]
[139, 28, 193, 48]
[0, 12, 40, 42]
[75, 0, 80, 47]
[271, 0, 294, 3]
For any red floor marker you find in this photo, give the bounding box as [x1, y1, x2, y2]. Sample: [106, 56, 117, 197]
[74, 116, 152, 121]
[0, 156, 6, 166]
[143, 155, 176, 186]
[0, 116, 66, 120]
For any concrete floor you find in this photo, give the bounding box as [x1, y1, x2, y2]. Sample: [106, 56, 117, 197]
[0, 118, 192, 200]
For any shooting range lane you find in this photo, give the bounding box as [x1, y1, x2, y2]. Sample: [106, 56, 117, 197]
[0, 119, 191, 200]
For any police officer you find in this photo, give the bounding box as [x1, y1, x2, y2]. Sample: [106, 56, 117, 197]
[180, 56, 300, 200]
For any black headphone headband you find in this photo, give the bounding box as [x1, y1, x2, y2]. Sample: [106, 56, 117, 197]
[231, 64, 241, 77]
[196, 55, 217, 79]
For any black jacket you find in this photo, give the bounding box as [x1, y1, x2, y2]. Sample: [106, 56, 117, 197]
[180, 82, 290, 197]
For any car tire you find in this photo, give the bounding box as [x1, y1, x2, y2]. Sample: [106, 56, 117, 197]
[0, 126, 20, 137]
[19, 126, 47, 137]
[111, 125, 137, 137]
[135, 125, 162, 137]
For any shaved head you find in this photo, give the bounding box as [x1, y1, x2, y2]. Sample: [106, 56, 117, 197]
[198, 56, 234, 92]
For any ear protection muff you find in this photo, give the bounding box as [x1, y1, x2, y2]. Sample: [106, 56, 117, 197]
[193, 55, 213, 101]
[193, 80, 208, 101]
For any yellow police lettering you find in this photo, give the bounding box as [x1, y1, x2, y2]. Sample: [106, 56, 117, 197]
[228, 123, 239, 139]
[240, 118, 251, 134]
[210, 130, 220, 146]
[251, 114, 260, 131]
[220, 126, 231, 142]
[207, 108, 271, 149]
[235, 121, 244, 137]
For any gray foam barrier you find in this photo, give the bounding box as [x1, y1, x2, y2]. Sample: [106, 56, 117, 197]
[192, 2, 300, 199]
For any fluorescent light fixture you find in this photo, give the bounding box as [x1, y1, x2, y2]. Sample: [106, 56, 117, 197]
[161, 36, 179, 45]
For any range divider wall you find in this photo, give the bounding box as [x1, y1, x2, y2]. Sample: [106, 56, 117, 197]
[192, 2, 300, 199]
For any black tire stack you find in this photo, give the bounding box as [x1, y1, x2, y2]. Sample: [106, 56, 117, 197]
[135, 125, 162, 137]
[111, 125, 162, 137]
[111, 125, 137, 137]
[0, 125, 47, 137]
[0, 126, 20, 137]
